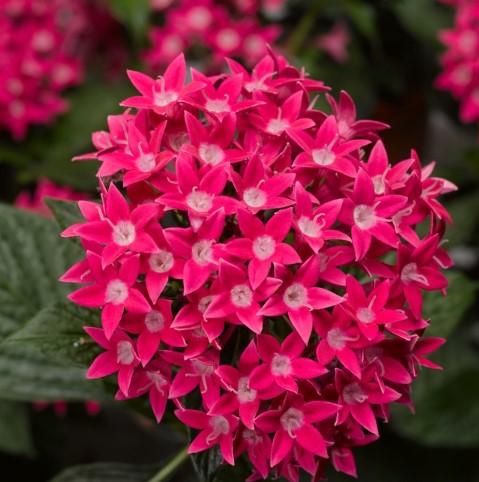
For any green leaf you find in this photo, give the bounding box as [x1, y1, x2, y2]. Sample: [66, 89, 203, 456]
[391, 0, 451, 47]
[446, 192, 479, 246]
[0, 204, 81, 340]
[391, 330, 479, 447]
[50, 462, 160, 482]
[45, 198, 83, 234]
[108, 0, 150, 43]
[4, 302, 99, 368]
[423, 271, 477, 338]
[0, 343, 107, 402]
[0, 204, 107, 402]
[191, 446, 224, 482]
[0, 401, 34, 456]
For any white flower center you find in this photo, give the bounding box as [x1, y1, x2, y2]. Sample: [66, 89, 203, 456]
[32, 30, 55, 52]
[149, 250, 174, 273]
[205, 98, 230, 114]
[343, 383, 368, 405]
[208, 415, 230, 442]
[112, 221, 136, 246]
[230, 284, 253, 308]
[146, 371, 168, 394]
[271, 353, 292, 377]
[105, 279, 129, 305]
[216, 28, 240, 51]
[252, 235, 276, 260]
[154, 90, 178, 107]
[372, 174, 386, 195]
[298, 215, 321, 237]
[401, 262, 429, 285]
[187, 6, 212, 30]
[198, 143, 225, 165]
[191, 359, 215, 376]
[198, 295, 213, 314]
[145, 310, 165, 333]
[237, 376, 257, 404]
[327, 328, 347, 350]
[312, 148, 336, 166]
[280, 407, 304, 436]
[186, 190, 213, 213]
[116, 340, 135, 365]
[283, 283, 308, 309]
[136, 153, 156, 172]
[243, 429, 262, 445]
[266, 118, 290, 135]
[353, 204, 377, 230]
[356, 307, 376, 324]
[192, 239, 214, 266]
[243, 187, 267, 208]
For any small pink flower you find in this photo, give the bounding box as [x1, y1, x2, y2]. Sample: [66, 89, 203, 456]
[72, 183, 159, 267]
[260, 256, 344, 343]
[250, 333, 325, 394]
[85, 326, 140, 396]
[255, 396, 340, 466]
[176, 408, 239, 465]
[225, 208, 300, 289]
[67, 252, 150, 338]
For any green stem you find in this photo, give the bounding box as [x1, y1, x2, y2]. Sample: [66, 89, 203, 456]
[147, 448, 189, 482]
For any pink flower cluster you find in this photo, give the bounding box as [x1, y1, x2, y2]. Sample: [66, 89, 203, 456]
[15, 178, 88, 217]
[62, 53, 455, 480]
[144, 0, 282, 71]
[0, 0, 93, 139]
[436, 0, 479, 123]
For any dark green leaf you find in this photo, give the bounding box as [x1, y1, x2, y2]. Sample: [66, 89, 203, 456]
[0, 343, 107, 402]
[0, 401, 34, 456]
[108, 0, 150, 43]
[46, 199, 84, 234]
[391, 330, 479, 447]
[423, 271, 477, 338]
[191, 446, 224, 482]
[3, 302, 99, 368]
[446, 192, 479, 246]
[0, 204, 81, 340]
[50, 462, 160, 482]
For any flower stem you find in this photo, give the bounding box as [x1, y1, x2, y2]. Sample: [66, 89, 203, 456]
[147, 447, 189, 482]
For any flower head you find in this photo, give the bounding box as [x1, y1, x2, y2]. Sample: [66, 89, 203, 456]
[62, 53, 454, 481]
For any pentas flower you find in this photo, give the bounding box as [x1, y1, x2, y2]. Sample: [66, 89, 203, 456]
[255, 395, 340, 466]
[259, 256, 344, 343]
[176, 408, 239, 465]
[144, 1, 281, 71]
[436, 0, 479, 123]
[340, 168, 408, 260]
[62, 54, 455, 481]
[0, 0, 121, 139]
[66, 252, 150, 338]
[72, 183, 159, 267]
[249, 333, 325, 393]
[225, 208, 300, 289]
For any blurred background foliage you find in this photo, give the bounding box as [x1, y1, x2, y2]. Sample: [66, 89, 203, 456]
[1, 0, 479, 481]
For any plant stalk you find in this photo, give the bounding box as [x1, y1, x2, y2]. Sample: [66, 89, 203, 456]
[147, 447, 189, 482]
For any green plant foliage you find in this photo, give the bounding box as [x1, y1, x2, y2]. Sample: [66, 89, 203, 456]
[0, 401, 34, 456]
[423, 271, 477, 338]
[391, 330, 479, 447]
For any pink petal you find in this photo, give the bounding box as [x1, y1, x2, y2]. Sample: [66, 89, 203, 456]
[350, 403, 378, 435]
[102, 303, 124, 339]
[271, 430, 294, 466]
[296, 424, 328, 458]
[87, 351, 118, 379]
